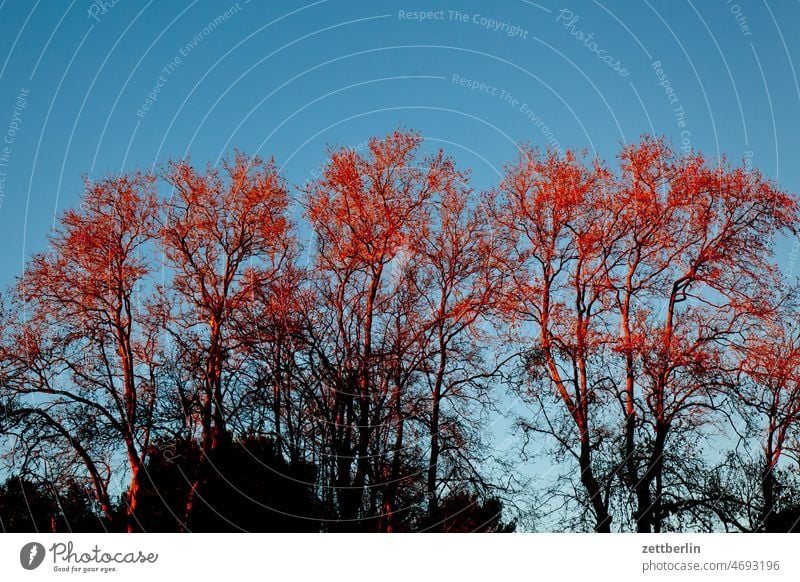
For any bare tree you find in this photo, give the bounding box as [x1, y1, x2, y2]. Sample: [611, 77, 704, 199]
[1, 173, 160, 531]
[160, 152, 294, 525]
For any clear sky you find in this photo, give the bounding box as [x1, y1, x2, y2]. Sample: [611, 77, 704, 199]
[1, 0, 799, 285]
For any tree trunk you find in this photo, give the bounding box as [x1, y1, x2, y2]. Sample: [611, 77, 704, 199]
[579, 436, 612, 532]
[427, 332, 447, 528]
[761, 425, 780, 532]
[635, 424, 667, 533]
[382, 379, 405, 532]
[347, 267, 383, 525]
[126, 460, 143, 532]
[426, 388, 442, 526]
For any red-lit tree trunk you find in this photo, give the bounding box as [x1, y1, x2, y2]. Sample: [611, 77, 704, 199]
[738, 321, 800, 531]
[489, 147, 614, 532]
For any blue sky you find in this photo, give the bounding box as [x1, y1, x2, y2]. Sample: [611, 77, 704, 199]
[0, 0, 797, 291]
[1, 1, 799, 288]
